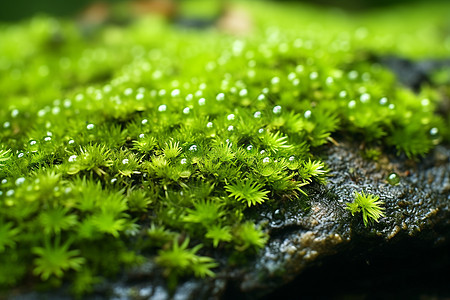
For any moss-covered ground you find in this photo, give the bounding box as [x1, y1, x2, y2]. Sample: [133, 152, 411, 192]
[0, 0, 449, 296]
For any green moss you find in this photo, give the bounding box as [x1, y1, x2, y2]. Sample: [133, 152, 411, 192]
[0, 0, 449, 296]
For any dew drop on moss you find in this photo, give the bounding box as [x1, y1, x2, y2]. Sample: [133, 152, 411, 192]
[6, 189, 15, 197]
[254, 111, 261, 118]
[158, 104, 167, 112]
[273, 105, 282, 114]
[122, 159, 129, 164]
[87, 123, 95, 130]
[227, 125, 234, 131]
[181, 158, 187, 165]
[387, 173, 400, 185]
[68, 155, 77, 162]
[183, 107, 190, 114]
[304, 110, 312, 119]
[3, 121, 10, 128]
[206, 122, 213, 128]
[141, 119, 148, 125]
[263, 157, 270, 163]
[139, 133, 145, 139]
[15, 177, 25, 186]
[198, 98, 206, 106]
[216, 93, 225, 101]
[247, 145, 253, 151]
[189, 145, 198, 152]
[17, 152, 24, 158]
[227, 114, 235, 121]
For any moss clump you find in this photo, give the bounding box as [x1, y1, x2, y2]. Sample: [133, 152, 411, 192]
[0, 1, 449, 296]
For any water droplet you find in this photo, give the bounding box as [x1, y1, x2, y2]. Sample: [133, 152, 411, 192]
[1, 179, 7, 185]
[295, 65, 304, 73]
[339, 90, 347, 98]
[421, 99, 430, 106]
[189, 145, 198, 151]
[254, 111, 261, 118]
[11, 109, 19, 118]
[304, 110, 312, 119]
[198, 98, 206, 106]
[206, 122, 213, 128]
[227, 125, 234, 131]
[136, 93, 144, 100]
[158, 89, 166, 97]
[309, 72, 318, 80]
[122, 159, 129, 164]
[216, 93, 225, 101]
[44, 136, 52, 142]
[348, 70, 358, 80]
[387, 173, 400, 185]
[52, 107, 61, 115]
[181, 158, 187, 165]
[111, 178, 118, 184]
[388, 104, 395, 110]
[68, 155, 77, 162]
[257, 94, 265, 101]
[287, 72, 296, 81]
[195, 90, 203, 97]
[183, 107, 190, 114]
[273, 105, 282, 114]
[239, 89, 248, 97]
[185, 94, 193, 101]
[247, 145, 253, 151]
[6, 190, 14, 197]
[360, 93, 370, 103]
[68, 139, 75, 145]
[141, 119, 148, 125]
[65, 187, 72, 194]
[171, 89, 180, 97]
[18, 152, 24, 158]
[124, 88, 133, 96]
[139, 133, 145, 139]
[30, 140, 37, 146]
[289, 156, 295, 161]
[15, 177, 25, 186]
[271, 77, 280, 85]
[262, 87, 269, 94]
[87, 123, 95, 130]
[263, 157, 270, 163]
[3, 121, 10, 129]
[348, 100, 356, 109]
[258, 128, 264, 134]
[260, 150, 266, 154]
[430, 127, 439, 136]
[227, 114, 235, 121]
[75, 94, 84, 101]
[379, 97, 388, 105]
[158, 105, 167, 112]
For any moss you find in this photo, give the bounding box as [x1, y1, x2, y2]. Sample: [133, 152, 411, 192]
[0, 0, 449, 296]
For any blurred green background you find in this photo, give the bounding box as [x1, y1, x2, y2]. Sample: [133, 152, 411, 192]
[0, 0, 447, 22]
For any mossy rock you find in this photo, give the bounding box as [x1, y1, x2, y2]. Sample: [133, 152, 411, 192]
[0, 1, 449, 299]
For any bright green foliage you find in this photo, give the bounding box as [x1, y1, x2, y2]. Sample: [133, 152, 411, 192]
[206, 225, 233, 248]
[0, 149, 11, 168]
[33, 237, 85, 280]
[346, 191, 386, 226]
[156, 238, 217, 289]
[226, 180, 270, 207]
[0, 220, 20, 252]
[0, 0, 448, 295]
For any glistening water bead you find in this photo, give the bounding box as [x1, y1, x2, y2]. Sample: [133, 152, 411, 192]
[387, 173, 400, 185]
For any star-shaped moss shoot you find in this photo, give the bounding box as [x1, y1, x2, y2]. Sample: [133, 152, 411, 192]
[346, 191, 385, 226]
